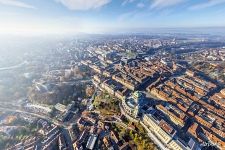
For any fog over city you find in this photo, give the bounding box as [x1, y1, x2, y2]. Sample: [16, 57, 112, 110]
[0, 0, 225, 150]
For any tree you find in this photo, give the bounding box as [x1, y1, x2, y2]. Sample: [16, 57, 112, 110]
[142, 140, 146, 148]
[139, 136, 142, 141]
[85, 85, 95, 97]
[129, 130, 134, 138]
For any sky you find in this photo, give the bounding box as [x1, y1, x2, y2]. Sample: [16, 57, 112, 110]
[0, 0, 225, 35]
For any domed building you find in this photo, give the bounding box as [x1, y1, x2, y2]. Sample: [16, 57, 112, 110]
[121, 91, 144, 119]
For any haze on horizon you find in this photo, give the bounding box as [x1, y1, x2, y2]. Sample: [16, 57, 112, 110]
[0, 0, 225, 35]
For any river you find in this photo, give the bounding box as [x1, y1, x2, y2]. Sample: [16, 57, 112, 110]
[0, 61, 28, 71]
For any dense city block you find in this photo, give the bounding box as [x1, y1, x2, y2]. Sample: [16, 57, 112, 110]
[0, 34, 225, 150]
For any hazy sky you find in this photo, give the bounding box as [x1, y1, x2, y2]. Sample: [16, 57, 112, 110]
[0, 0, 225, 34]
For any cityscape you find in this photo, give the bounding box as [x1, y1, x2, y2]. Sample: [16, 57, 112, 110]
[0, 0, 225, 150]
